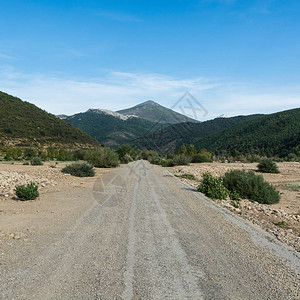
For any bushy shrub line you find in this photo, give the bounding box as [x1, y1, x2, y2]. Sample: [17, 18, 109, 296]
[197, 170, 280, 204]
[62, 163, 95, 177]
[85, 148, 120, 168]
[143, 146, 214, 167]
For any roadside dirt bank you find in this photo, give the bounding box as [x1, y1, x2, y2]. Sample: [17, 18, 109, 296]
[169, 162, 300, 252]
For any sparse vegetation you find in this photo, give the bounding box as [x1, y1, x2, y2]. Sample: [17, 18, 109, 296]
[176, 174, 197, 180]
[62, 163, 95, 177]
[15, 182, 39, 201]
[275, 221, 288, 227]
[257, 158, 280, 173]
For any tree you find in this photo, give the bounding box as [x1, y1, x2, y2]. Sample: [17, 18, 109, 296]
[187, 144, 197, 156]
[180, 144, 187, 155]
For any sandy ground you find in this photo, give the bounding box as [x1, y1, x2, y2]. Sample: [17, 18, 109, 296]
[169, 162, 300, 251]
[0, 162, 110, 243]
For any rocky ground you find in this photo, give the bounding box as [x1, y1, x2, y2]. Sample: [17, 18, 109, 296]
[0, 163, 63, 200]
[169, 162, 300, 252]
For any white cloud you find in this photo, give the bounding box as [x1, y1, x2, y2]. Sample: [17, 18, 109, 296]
[0, 66, 299, 120]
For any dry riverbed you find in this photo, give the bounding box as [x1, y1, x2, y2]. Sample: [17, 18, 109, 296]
[169, 162, 300, 252]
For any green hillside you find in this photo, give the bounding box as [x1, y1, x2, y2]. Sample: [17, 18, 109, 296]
[130, 115, 260, 153]
[0, 91, 99, 147]
[64, 110, 165, 148]
[196, 108, 300, 158]
[117, 100, 199, 124]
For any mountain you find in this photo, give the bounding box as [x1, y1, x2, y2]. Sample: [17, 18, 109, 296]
[117, 100, 199, 124]
[130, 114, 261, 153]
[63, 109, 164, 148]
[195, 108, 300, 158]
[0, 91, 99, 148]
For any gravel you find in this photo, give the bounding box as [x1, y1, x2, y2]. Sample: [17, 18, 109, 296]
[0, 161, 299, 299]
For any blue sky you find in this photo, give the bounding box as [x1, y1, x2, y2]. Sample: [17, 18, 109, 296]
[0, 0, 299, 119]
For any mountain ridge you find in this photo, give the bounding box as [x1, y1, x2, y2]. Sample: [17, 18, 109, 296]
[117, 100, 199, 124]
[0, 91, 99, 148]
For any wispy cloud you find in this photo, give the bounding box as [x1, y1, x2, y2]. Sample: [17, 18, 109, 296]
[0, 52, 16, 60]
[96, 10, 143, 23]
[0, 66, 299, 119]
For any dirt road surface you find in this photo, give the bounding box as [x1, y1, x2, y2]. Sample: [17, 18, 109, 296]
[1, 161, 299, 299]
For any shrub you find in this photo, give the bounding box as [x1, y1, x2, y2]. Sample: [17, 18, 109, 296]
[257, 159, 280, 173]
[161, 159, 176, 167]
[23, 161, 30, 165]
[85, 148, 120, 168]
[24, 147, 38, 159]
[141, 150, 159, 161]
[191, 153, 212, 163]
[178, 174, 196, 180]
[73, 149, 87, 160]
[150, 156, 163, 165]
[62, 163, 95, 177]
[15, 182, 39, 201]
[223, 169, 280, 204]
[229, 190, 240, 201]
[172, 155, 191, 165]
[31, 157, 43, 166]
[120, 155, 133, 164]
[197, 173, 229, 200]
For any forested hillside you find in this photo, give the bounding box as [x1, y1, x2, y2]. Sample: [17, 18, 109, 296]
[64, 110, 165, 147]
[196, 108, 300, 158]
[130, 115, 260, 153]
[0, 91, 99, 147]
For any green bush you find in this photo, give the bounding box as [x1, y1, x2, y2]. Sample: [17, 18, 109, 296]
[120, 155, 134, 164]
[229, 190, 240, 200]
[73, 149, 87, 160]
[257, 159, 280, 173]
[161, 159, 176, 167]
[223, 169, 280, 204]
[31, 157, 43, 165]
[197, 173, 229, 200]
[85, 148, 120, 168]
[172, 155, 191, 166]
[150, 156, 163, 165]
[15, 182, 39, 201]
[191, 153, 212, 163]
[62, 163, 95, 177]
[141, 150, 159, 161]
[24, 147, 38, 159]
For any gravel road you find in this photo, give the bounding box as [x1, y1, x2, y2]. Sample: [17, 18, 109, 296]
[1, 161, 299, 299]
